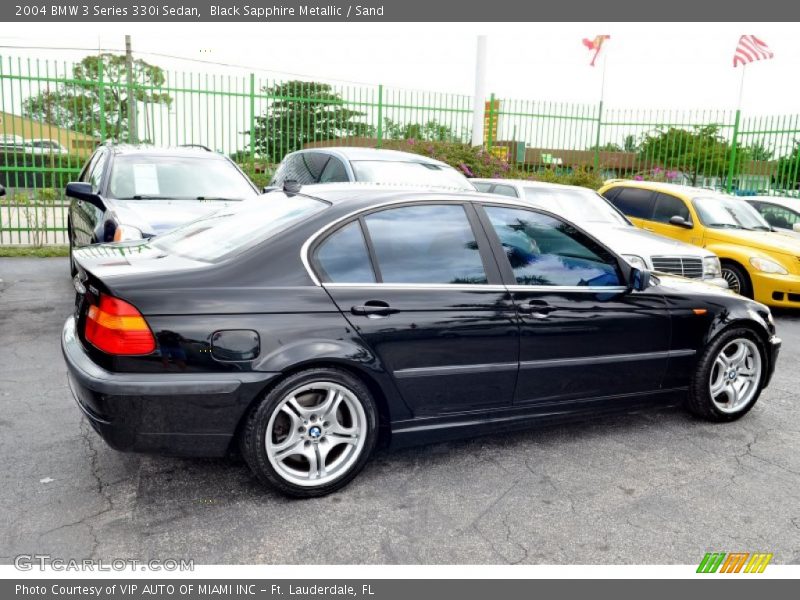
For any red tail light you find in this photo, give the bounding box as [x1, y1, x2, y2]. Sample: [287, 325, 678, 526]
[85, 294, 155, 355]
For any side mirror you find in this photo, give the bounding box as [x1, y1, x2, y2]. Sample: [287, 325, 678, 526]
[668, 215, 693, 229]
[629, 267, 652, 292]
[0, 184, 5, 197]
[793, 223, 800, 233]
[65, 182, 102, 208]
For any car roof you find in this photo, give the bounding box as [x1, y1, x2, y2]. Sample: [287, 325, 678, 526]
[745, 195, 800, 209]
[602, 180, 747, 201]
[289, 146, 452, 166]
[603, 179, 721, 197]
[282, 182, 515, 208]
[104, 144, 226, 159]
[471, 178, 600, 193]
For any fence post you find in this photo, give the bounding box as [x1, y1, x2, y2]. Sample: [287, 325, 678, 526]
[249, 73, 256, 165]
[376, 84, 384, 149]
[487, 93, 496, 149]
[593, 100, 603, 171]
[98, 59, 106, 141]
[726, 109, 741, 193]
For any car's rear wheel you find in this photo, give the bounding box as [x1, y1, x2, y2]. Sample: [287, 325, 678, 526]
[241, 368, 378, 498]
[686, 328, 766, 422]
[721, 261, 752, 298]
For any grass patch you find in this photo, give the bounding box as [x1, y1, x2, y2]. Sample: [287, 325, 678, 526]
[0, 245, 69, 257]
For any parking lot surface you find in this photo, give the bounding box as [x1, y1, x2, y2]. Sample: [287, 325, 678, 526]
[1, 257, 798, 565]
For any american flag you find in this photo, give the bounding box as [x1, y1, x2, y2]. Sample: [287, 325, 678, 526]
[733, 35, 774, 68]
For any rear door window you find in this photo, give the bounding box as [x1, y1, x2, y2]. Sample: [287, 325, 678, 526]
[363, 204, 488, 284]
[606, 187, 656, 219]
[315, 221, 375, 283]
[492, 184, 519, 198]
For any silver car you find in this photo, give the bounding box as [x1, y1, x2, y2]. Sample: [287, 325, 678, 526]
[269, 147, 475, 191]
[471, 178, 727, 288]
[745, 195, 800, 238]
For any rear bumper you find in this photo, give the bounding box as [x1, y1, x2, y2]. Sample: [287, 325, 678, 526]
[61, 316, 278, 457]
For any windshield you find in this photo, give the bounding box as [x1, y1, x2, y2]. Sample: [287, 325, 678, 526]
[693, 196, 771, 231]
[152, 194, 327, 262]
[108, 155, 257, 201]
[350, 160, 474, 191]
[523, 187, 631, 226]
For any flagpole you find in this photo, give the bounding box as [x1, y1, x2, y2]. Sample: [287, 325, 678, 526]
[736, 62, 746, 110]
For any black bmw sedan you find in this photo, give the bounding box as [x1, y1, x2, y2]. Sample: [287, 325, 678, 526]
[65, 143, 259, 275]
[63, 184, 781, 498]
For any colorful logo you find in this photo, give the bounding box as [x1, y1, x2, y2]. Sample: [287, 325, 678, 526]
[697, 552, 773, 573]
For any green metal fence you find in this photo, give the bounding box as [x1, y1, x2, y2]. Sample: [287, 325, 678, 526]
[2, 53, 799, 245]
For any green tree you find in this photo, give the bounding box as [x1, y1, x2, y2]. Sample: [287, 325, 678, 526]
[745, 140, 773, 162]
[623, 134, 638, 152]
[637, 125, 734, 186]
[775, 140, 800, 190]
[248, 80, 372, 162]
[383, 118, 458, 142]
[587, 142, 622, 152]
[22, 53, 171, 141]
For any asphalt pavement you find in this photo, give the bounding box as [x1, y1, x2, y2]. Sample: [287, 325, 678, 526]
[1, 257, 798, 565]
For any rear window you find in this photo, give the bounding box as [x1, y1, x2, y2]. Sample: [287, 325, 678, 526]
[350, 160, 474, 191]
[152, 194, 327, 262]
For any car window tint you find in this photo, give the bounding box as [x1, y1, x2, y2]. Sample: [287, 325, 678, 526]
[757, 203, 800, 228]
[652, 193, 691, 223]
[492, 184, 519, 198]
[472, 181, 493, 193]
[315, 221, 375, 283]
[89, 151, 107, 192]
[281, 152, 330, 185]
[319, 157, 349, 183]
[484, 205, 622, 287]
[364, 204, 487, 284]
[607, 187, 656, 219]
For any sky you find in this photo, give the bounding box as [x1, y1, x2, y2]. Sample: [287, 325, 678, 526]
[2, 22, 800, 114]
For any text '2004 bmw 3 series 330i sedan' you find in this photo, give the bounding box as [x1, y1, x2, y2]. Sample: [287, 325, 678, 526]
[62, 184, 782, 497]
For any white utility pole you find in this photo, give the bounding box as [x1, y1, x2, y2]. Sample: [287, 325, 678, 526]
[125, 35, 137, 143]
[471, 35, 488, 147]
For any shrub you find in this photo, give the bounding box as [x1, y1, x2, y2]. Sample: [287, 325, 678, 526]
[384, 139, 512, 179]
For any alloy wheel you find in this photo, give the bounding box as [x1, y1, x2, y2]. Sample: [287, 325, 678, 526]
[708, 338, 762, 414]
[265, 382, 367, 487]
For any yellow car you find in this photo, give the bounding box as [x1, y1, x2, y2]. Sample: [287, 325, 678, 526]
[598, 180, 800, 308]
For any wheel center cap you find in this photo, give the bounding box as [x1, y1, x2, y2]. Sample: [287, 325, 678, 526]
[728, 369, 738, 380]
[308, 426, 322, 440]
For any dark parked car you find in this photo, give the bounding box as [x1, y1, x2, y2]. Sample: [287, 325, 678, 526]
[65, 144, 259, 275]
[269, 147, 475, 191]
[63, 184, 781, 498]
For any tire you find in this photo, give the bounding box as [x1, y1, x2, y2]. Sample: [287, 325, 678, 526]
[686, 327, 766, 422]
[721, 261, 752, 298]
[241, 367, 378, 498]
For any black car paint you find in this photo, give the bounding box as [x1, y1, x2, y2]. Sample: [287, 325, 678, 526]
[63, 188, 781, 457]
[66, 145, 259, 248]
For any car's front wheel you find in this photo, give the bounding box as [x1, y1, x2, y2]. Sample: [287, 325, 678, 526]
[241, 368, 378, 498]
[687, 328, 766, 421]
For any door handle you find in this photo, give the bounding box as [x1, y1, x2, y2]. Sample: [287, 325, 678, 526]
[518, 301, 555, 318]
[351, 300, 398, 317]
